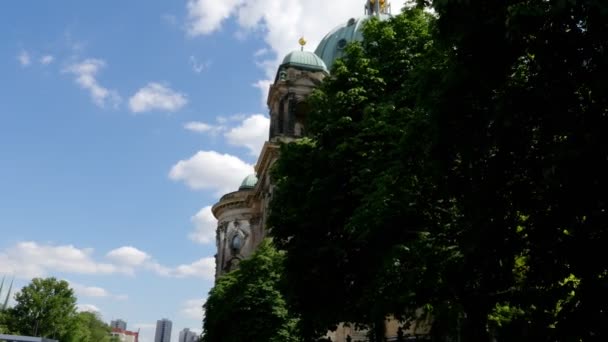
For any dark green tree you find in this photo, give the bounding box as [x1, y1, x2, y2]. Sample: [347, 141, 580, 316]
[69, 311, 116, 342]
[202, 240, 298, 342]
[269, 0, 608, 340]
[425, 0, 608, 339]
[268, 8, 446, 340]
[10, 277, 78, 340]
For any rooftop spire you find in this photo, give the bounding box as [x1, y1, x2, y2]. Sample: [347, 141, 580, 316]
[2, 278, 13, 311]
[0, 276, 5, 306]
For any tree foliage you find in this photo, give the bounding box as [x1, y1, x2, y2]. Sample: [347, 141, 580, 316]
[267, 1, 608, 341]
[3, 277, 116, 341]
[69, 311, 117, 342]
[9, 277, 78, 340]
[268, 8, 447, 340]
[202, 240, 298, 342]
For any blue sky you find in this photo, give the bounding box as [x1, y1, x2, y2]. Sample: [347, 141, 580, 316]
[0, 1, 367, 341]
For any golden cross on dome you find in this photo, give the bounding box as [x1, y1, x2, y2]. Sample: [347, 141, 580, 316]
[299, 37, 307, 51]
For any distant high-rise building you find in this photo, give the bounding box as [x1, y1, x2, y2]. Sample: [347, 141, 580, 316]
[178, 328, 198, 342]
[111, 319, 127, 330]
[154, 318, 172, 342]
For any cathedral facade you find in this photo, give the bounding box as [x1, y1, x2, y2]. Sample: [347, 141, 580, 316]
[211, 1, 430, 340]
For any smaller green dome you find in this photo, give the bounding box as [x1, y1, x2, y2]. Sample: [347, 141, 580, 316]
[239, 174, 258, 191]
[280, 50, 328, 73]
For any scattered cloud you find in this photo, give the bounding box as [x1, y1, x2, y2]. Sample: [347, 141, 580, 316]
[253, 79, 272, 107]
[71, 283, 111, 297]
[17, 50, 31, 66]
[0, 241, 214, 281]
[185, 0, 362, 103]
[189, 206, 217, 244]
[224, 114, 269, 155]
[169, 150, 253, 195]
[0, 242, 123, 278]
[184, 121, 224, 134]
[172, 257, 215, 279]
[186, 0, 244, 36]
[183, 114, 268, 155]
[40, 55, 54, 65]
[142, 257, 214, 280]
[63, 59, 121, 108]
[254, 48, 269, 57]
[181, 298, 206, 320]
[106, 246, 150, 266]
[216, 114, 245, 124]
[77, 304, 101, 313]
[69, 281, 128, 300]
[129, 83, 188, 113]
[189, 56, 211, 74]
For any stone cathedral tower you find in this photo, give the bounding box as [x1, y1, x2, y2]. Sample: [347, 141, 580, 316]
[212, 0, 393, 278]
[212, 47, 328, 277]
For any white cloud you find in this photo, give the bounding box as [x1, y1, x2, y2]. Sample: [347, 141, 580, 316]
[172, 257, 215, 279]
[184, 121, 223, 134]
[217, 114, 246, 124]
[224, 114, 269, 155]
[143, 257, 214, 280]
[106, 246, 150, 266]
[253, 79, 272, 108]
[185, 0, 363, 103]
[77, 304, 101, 313]
[69, 281, 128, 300]
[186, 0, 245, 36]
[17, 50, 31, 66]
[190, 206, 217, 244]
[40, 55, 54, 65]
[0, 241, 214, 283]
[184, 114, 268, 154]
[129, 83, 188, 113]
[63, 59, 121, 108]
[72, 283, 110, 297]
[142, 262, 172, 277]
[169, 151, 253, 195]
[181, 298, 206, 320]
[189, 56, 211, 74]
[254, 48, 269, 57]
[0, 242, 123, 278]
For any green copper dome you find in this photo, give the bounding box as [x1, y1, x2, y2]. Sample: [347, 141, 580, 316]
[315, 14, 390, 71]
[280, 50, 328, 73]
[239, 174, 258, 191]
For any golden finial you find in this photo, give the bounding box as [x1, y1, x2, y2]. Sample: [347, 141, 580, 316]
[299, 37, 307, 51]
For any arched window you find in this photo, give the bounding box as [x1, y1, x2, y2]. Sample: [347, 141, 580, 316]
[278, 97, 286, 135]
[294, 101, 309, 136]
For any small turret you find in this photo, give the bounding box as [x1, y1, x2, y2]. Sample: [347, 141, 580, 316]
[268, 39, 328, 140]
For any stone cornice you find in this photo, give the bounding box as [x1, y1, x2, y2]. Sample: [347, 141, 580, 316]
[212, 190, 253, 219]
